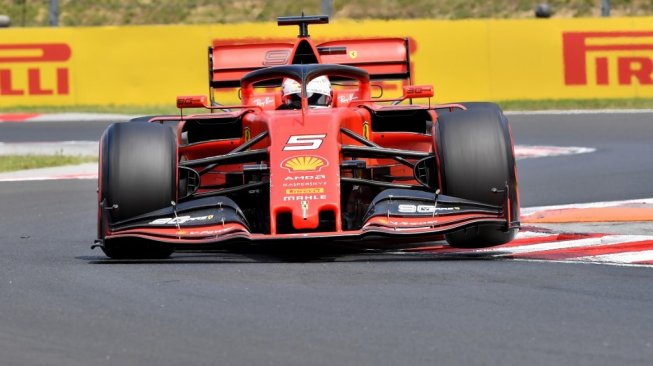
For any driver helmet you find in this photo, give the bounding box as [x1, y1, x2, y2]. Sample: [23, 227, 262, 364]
[282, 76, 332, 108]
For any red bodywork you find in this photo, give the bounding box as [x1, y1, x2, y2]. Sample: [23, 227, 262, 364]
[98, 16, 519, 249]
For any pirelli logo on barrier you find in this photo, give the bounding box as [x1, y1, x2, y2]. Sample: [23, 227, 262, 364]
[563, 31, 653, 86]
[0, 43, 71, 96]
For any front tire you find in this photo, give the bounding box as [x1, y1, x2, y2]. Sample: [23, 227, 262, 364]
[99, 122, 177, 259]
[435, 104, 518, 248]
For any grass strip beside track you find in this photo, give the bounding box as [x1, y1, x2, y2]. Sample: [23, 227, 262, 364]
[0, 155, 97, 173]
[3, 0, 653, 27]
[2, 98, 653, 115]
[499, 98, 653, 111]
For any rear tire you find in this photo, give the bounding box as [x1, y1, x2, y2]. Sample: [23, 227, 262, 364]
[435, 104, 518, 248]
[99, 122, 177, 259]
[435, 101, 501, 115]
[128, 115, 158, 123]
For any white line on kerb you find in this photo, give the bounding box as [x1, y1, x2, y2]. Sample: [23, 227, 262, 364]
[480, 235, 653, 256]
[572, 250, 653, 264]
[505, 109, 653, 116]
[521, 198, 653, 216]
[512, 258, 653, 269]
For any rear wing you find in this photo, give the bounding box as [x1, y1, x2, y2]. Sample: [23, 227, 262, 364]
[317, 38, 411, 81]
[209, 42, 295, 88]
[209, 16, 411, 89]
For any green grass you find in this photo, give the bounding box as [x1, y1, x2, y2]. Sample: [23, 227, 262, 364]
[0, 104, 181, 115]
[0, 155, 97, 173]
[1, 0, 652, 27]
[1, 98, 652, 115]
[497, 98, 653, 111]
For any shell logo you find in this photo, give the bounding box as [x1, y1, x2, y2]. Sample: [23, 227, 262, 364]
[281, 156, 328, 172]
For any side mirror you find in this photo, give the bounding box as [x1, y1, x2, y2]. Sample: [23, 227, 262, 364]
[176, 95, 209, 109]
[403, 85, 434, 99]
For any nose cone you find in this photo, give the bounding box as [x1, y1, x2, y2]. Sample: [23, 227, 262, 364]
[267, 109, 342, 233]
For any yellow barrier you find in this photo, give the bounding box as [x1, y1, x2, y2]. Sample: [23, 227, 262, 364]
[0, 17, 652, 107]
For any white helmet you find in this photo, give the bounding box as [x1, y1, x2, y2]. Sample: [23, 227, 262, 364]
[282, 76, 332, 108]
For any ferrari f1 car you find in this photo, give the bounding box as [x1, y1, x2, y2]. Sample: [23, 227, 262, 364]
[95, 15, 520, 259]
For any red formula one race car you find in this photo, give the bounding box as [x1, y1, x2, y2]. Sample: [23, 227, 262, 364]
[95, 15, 519, 259]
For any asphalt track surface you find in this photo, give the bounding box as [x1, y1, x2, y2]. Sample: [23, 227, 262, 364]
[1, 112, 653, 365]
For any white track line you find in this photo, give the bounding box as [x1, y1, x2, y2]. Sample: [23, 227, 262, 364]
[510, 258, 653, 269]
[514, 231, 558, 239]
[521, 198, 653, 216]
[505, 109, 653, 115]
[0, 141, 98, 156]
[24, 113, 134, 122]
[572, 250, 653, 264]
[0, 163, 97, 182]
[0, 174, 97, 182]
[515, 145, 596, 159]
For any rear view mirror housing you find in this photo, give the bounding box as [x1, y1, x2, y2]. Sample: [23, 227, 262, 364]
[176, 95, 209, 109]
[403, 85, 434, 99]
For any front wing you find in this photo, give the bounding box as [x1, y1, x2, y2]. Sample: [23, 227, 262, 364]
[99, 194, 516, 248]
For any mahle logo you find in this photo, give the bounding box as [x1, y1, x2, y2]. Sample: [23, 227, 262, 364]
[563, 31, 653, 86]
[0, 43, 72, 96]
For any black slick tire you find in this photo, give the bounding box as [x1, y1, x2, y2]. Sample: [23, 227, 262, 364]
[99, 122, 176, 259]
[435, 104, 518, 248]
